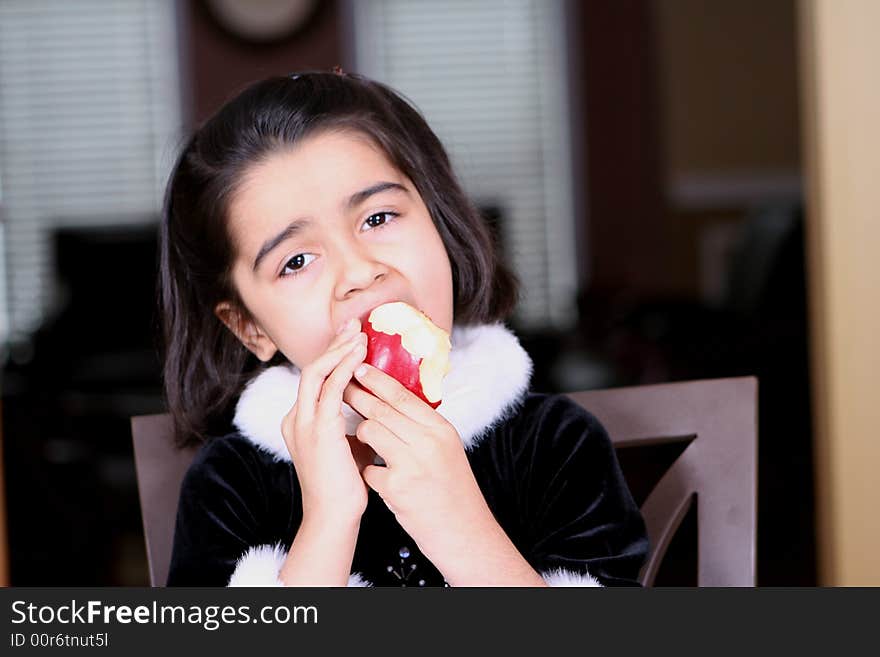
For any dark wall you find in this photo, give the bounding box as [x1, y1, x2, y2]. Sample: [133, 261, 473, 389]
[184, 0, 345, 124]
[573, 1, 673, 298]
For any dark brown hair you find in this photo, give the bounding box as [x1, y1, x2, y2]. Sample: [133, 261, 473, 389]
[159, 72, 519, 447]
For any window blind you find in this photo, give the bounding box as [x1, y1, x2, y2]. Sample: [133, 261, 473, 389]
[0, 0, 182, 343]
[351, 0, 578, 329]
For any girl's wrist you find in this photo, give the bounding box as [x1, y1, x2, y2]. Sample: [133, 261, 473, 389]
[418, 501, 498, 569]
[300, 508, 363, 536]
[282, 510, 362, 586]
[428, 510, 538, 586]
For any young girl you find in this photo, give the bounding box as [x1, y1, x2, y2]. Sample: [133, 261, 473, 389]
[160, 71, 648, 587]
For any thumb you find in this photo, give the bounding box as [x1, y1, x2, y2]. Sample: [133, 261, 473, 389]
[362, 463, 390, 497]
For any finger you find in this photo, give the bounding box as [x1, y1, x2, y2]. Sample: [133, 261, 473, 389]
[362, 464, 391, 497]
[296, 331, 364, 424]
[343, 378, 423, 445]
[281, 400, 299, 447]
[353, 363, 437, 425]
[315, 334, 368, 422]
[354, 419, 404, 468]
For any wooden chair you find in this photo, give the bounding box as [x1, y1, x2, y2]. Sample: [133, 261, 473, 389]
[566, 376, 757, 586]
[132, 376, 757, 586]
[130, 414, 197, 588]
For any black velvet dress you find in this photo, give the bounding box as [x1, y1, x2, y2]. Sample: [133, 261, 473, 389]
[165, 323, 649, 587]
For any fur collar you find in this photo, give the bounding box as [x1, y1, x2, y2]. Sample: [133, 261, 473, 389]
[233, 322, 534, 462]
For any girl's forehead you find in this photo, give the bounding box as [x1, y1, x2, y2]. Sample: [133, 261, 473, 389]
[226, 132, 412, 255]
[241, 131, 400, 200]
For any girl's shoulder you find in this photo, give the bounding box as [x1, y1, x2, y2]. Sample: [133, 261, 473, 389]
[181, 430, 293, 499]
[517, 391, 607, 425]
[471, 390, 618, 480]
[189, 430, 278, 470]
[496, 391, 612, 448]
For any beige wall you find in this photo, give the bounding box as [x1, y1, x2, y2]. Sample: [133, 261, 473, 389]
[799, 0, 880, 585]
[654, 0, 801, 178]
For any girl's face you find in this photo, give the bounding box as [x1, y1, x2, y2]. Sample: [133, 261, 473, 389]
[217, 130, 454, 369]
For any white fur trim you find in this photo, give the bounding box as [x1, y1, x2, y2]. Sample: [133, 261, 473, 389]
[233, 322, 533, 461]
[227, 543, 286, 586]
[232, 366, 367, 463]
[541, 567, 603, 587]
[226, 542, 373, 587]
[440, 323, 533, 451]
[346, 572, 373, 587]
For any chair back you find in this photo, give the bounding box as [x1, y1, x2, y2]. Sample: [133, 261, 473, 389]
[130, 414, 198, 587]
[132, 376, 757, 586]
[567, 376, 757, 586]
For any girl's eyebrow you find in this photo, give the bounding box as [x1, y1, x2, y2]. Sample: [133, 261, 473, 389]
[345, 181, 409, 210]
[253, 218, 311, 272]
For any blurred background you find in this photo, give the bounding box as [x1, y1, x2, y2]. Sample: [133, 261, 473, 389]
[0, 0, 877, 586]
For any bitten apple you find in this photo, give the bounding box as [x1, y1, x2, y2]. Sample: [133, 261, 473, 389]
[361, 301, 451, 408]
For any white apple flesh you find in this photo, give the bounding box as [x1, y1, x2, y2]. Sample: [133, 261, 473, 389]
[361, 302, 451, 408]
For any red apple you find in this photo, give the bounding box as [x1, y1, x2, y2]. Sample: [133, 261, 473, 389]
[361, 302, 451, 408]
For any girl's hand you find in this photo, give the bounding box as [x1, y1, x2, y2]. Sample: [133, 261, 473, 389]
[282, 319, 371, 526]
[342, 364, 497, 566]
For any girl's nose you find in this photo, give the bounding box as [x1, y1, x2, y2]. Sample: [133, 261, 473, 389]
[334, 245, 389, 300]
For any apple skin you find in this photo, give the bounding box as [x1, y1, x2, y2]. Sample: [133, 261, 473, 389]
[362, 319, 442, 409]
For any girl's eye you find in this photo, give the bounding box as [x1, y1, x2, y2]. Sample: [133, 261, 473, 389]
[363, 211, 399, 230]
[278, 213, 397, 279]
[280, 252, 317, 278]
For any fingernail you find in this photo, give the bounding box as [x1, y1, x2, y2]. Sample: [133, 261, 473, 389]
[355, 364, 368, 378]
